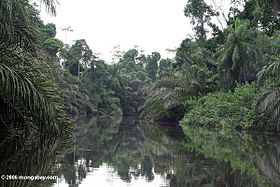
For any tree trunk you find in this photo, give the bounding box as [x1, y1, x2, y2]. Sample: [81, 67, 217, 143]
[231, 69, 240, 83]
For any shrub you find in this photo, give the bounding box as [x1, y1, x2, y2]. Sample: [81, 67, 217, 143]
[180, 83, 259, 129]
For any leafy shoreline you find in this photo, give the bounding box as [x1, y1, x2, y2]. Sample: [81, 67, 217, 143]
[0, 1, 280, 186]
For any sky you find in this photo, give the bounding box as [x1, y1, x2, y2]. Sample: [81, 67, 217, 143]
[39, 0, 193, 62]
[39, 0, 233, 63]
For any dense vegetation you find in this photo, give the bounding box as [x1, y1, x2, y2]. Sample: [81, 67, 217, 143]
[0, 0, 280, 186]
[0, 1, 72, 186]
[142, 0, 280, 132]
[0, 0, 279, 141]
[0, 0, 280, 143]
[0, 0, 166, 124]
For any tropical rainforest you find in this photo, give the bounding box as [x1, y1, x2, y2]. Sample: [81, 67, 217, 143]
[0, 0, 280, 186]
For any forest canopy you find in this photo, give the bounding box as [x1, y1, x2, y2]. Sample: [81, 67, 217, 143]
[0, 0, 280, 154]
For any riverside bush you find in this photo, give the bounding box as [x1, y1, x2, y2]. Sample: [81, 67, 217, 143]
[180, 83, 259, 129]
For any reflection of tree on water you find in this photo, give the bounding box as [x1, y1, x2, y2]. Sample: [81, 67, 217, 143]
[57, 116, 280, 187]
[254, 135, 280, 185]
[59, 116, 157, 185]
[90, 117, 152, 182]
[0, 130, 72, 187]
[140, 155, 154, 181]
[179, 127, 280, 187]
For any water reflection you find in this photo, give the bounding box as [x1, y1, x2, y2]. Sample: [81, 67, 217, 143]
[1, 114, 280, 187]
[52, 116, 280, 187]
[0, 128, 72, 187]
[182, 127, 280, 186]
[52, 116, 169, 187]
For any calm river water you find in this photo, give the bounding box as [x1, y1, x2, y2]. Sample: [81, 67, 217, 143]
[1, 116, 280, 187]
[52, 116, 280, 187]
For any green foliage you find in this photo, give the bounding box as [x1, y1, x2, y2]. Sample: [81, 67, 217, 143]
[37, 21, 96, 120]
[109, 51, 150, 116]
[256, 31, 280, 127]
[184, 0, 219, 41]
[79, 48, 151, 116]
[158, 58, 172, 77]
[123, 49, 138, 60]
[43, 38, 63, 56]
[0, 0, 38, 50]
[63, 39, 94, 76]
[0, 63, 55, 128]
[0, 2, 72, 187]
[217, 18, 258, 84]
[181, 83, 258, 129]
[142, 47, 217, 120]
[0, 0, 72, 137]
[41, 23, 57, 38]
[255, 0, 280, 36]
[145, 52, 161, 82]
[140, 1, 279, 132]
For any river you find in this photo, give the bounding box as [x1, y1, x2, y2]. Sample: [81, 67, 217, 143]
[1, 116, 280, 187]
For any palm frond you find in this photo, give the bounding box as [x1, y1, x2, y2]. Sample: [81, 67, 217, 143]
[232, 45, 240, 64]
[39, 0, 58, 15]
[257, 87, 280, 123]
[0, 0, 28, 40]
[163, 90, 185, 110]
[0, 63, 55, 126]
[257, 61, 280, 84]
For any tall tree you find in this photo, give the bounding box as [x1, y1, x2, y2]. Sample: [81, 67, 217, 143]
[63, 39, 95, 76]
[218, 18, 257, 84]
[146, 52, 161, 82]
[158, 58, 173, 78]
[256, 0, 280, 36]
[234, 0, 280, 36]
[184, 0, 219, 42]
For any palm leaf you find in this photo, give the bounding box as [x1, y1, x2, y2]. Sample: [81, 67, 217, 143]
[232, 45, 240, 64]
[257, 87, 280, 124]
[39, 0, 58, 15]
[257, 61, 280, 84]
[0, 63, 55, 127]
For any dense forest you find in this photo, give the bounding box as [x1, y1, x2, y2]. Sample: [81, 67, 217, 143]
[0, 0, 280, 138]
[0, 0, 280, 185]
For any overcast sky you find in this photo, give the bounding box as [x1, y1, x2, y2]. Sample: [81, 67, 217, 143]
[40, 0, 232, 62]
[40, 0, 194, 62]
